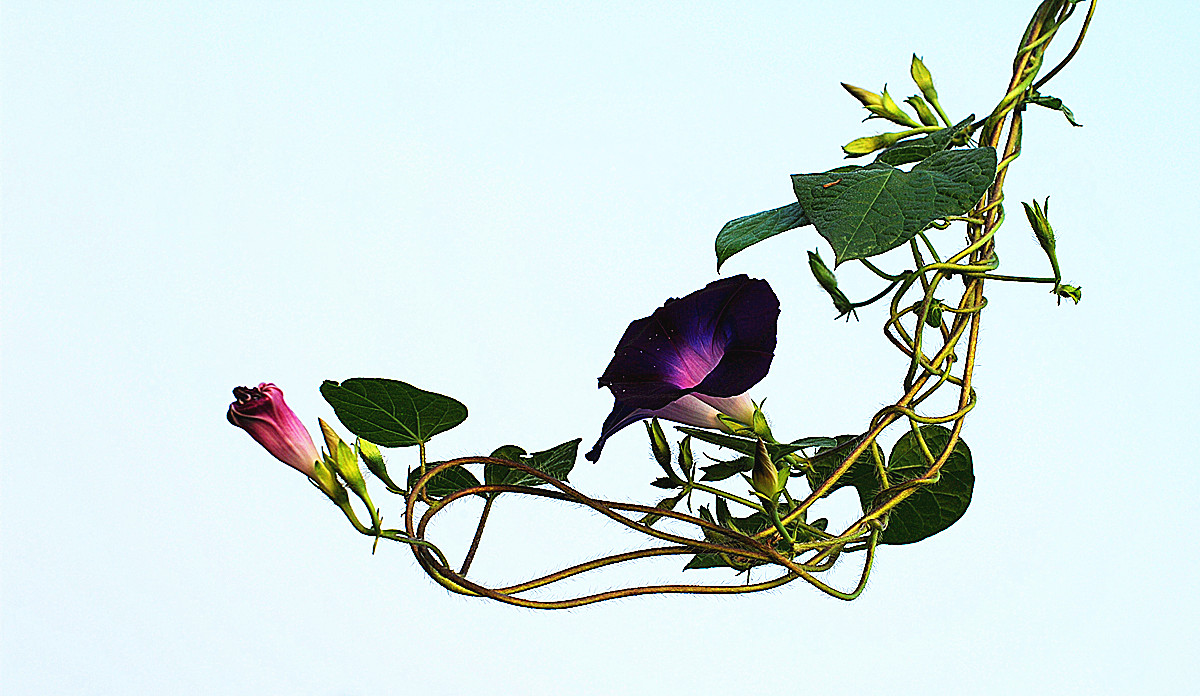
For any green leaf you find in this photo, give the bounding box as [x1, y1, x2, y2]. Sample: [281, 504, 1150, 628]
[859, 425, 974, 545]
[408, 463, 482, 500]
[483, 445, 528, 487]
[1028, 93, 1082, 127]
[874, 116, 974, 166]
[699, 455, 753, 482]
[804, 435, 880, 500]
[683, 553, 734, 570]
[483, 439, 581, 488]
[792, 147, 997, 265]
[714, 202, 810, 270]
[320, 378, 467, 448]
[675, 427, 812, 460]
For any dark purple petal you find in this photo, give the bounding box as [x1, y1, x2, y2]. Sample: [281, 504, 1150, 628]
[596, 275, 778, 409]
[584, 393, 755, 462]
[586, 275, 779, 461]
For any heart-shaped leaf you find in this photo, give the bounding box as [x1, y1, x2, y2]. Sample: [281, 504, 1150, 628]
[792, 147, 996, 265]
[320, 378, 467, 448]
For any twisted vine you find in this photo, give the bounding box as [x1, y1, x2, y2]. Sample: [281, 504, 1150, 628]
[248, 0, 1094, 607]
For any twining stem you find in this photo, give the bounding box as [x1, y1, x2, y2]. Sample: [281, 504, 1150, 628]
[359, 0, 1093, 608]
[459, 495, 496, 575]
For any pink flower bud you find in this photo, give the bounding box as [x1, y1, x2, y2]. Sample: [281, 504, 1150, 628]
[227, 383, 320, 478]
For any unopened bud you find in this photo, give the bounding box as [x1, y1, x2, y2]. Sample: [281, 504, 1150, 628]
[841, 82, 882, 108]
[924, 299, 944, 329]
[320, 419, 368, 495]
[1022, 197, 1056, 254]
[645, 418, 676, 480]
[356, 438, 400, 491]
[911, 54, 938, 103]
[842, 131, 904, 157]
[751, 439, 785, 501]
[677, 435, 695, 481]
[1023, 197, 1063, 285]
[808, 249, 857, 319]
[874, 86, 920, 128]
[905, 95, 939, 126]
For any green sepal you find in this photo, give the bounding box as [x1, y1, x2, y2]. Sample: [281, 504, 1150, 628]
[1054, 284, 1083, 304]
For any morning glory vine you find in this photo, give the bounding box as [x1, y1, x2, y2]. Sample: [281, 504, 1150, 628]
[228, 0, 1095, 607]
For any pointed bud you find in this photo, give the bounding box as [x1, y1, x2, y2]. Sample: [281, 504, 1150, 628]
[905, 95, 939, 126]
[924, 299, 944, 329]
[1023, 197, 1063, 285]
[808, 250, 857, 318]
[874, 86, 920, 127]
[679, 434, 695, 475]
[751, 439, 784, 501]
[644, 417, 672, 472]
[716, 413, 754, 436]
[841, 82, 883, 108]
[320, 419, 369, 497]
[1022, 197, 1056, 254]
[356, 438, 401, 492]
[911, 54, 938, 103]
[842, 131, 905, 157]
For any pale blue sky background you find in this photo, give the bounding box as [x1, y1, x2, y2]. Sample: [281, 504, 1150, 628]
[4, 2, 1199, 694]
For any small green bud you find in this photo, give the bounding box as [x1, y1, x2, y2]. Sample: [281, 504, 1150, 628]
[751, 439, 785, 501]
[808, 249, 857, 319]
[677, 435, 694, 481]
[923, 299, 944, 328]
[910, 54, 938, 103]
[841, 82, 883, 108]
[842, 130, 905, 156]
[1022, 197, 1056, 254]
[873, 86, 920, 127]
[1023, 196, 1063, 286]
[320, 419, 370, 499]
[905, 95, 939, 126]
[808, 249, 839, 292]
[355, 438, 394, 487]
[644, 417, 673, 473]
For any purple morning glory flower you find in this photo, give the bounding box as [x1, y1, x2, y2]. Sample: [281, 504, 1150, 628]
[585, 275, 779, 462]
[227, 382, 321, 478]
